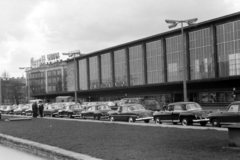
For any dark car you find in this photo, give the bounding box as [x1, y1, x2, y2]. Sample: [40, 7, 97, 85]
[58, 103, 84, 118]
[207, 101, 240, 127]
[153, 102, 209, 126]
[81, 104, 112, 120]
[108, 104, 154, 123]
[43, 103, 65, 117]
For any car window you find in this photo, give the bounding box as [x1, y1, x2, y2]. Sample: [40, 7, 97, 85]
[228, 105, 239, 112]
[168, 105, 174, 111]
[186, 103, 202, 110]
[174, 105, 182, 111]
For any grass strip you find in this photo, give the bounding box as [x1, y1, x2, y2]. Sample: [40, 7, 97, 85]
[0, 115, 240, 160]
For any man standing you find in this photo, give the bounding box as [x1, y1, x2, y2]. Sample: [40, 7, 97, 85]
[38, 101, 44, 118]
[32, 102, 38, 118]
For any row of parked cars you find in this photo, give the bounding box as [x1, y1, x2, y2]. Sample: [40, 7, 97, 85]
[1, 99, 240, 127]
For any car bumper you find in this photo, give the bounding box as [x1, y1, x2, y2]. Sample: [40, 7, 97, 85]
[136, 117, 153, 121]
[193, 119, 209, 123]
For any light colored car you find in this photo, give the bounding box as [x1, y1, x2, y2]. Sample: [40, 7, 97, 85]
[13, 104, 31, 115]
[58, 103, 84, 118]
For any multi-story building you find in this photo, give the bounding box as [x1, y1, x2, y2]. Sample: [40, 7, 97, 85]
[0, 77, 26, 105]
[26, 60, 68, 103]
[29, 12, 240, 109]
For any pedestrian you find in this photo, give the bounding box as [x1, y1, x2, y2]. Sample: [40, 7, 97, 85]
[32, 102, 38, 118]
[38, 101, 44, 118]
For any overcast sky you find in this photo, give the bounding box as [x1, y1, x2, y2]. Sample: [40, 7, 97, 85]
[0, 0, 240, 78]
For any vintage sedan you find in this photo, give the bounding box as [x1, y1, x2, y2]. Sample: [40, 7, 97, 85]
[2, 105, 17, 114]
[108, 104, 154, 123]
[153, 102, 209, 126]
[207, 101, 240, 127]
[58, 103, 84, 118]
[43, 103, 65, 117]
[13, 104, 31, 115]
[0, 105, 7, 113]
[81, 104, 112, 120]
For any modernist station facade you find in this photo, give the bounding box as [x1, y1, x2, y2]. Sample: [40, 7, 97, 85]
[31, 12, 240, 109]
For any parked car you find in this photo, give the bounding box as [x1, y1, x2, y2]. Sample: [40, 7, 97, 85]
[58, 102, 84, 118]
[108, 103, 154, 123]
[153, 102, 209, 126]
[43, 103, 65, 117]
[2, 105, 17, 114]
[13, 104, 31, 115]
[81, 104, 112, 120]
[207, 101, 240, 127]
[121, 98, 161, 111]
[0, 105, 7, 113]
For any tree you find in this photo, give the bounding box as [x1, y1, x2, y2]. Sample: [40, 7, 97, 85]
[2, 71, 10, 79]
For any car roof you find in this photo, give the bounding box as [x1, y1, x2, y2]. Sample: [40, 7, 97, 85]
[168, 102, 198, 105]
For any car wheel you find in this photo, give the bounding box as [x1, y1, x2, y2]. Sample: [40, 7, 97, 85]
[200, 122, 207, 126]
[212, 119, 221, 127]
[97, 115, 101, 120]
[51, 114, 55, 117]
[182, 118, 190, 126]
[82, 115, 86, 119]
[155, 117, 162, 124]
[110, 116, 114, 122]
[68, 113, 73, 118]
[144, 120, 150, 123]
[128, 117, 134, 123]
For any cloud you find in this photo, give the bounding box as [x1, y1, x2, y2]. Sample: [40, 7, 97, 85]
[1, 0, 240, 77]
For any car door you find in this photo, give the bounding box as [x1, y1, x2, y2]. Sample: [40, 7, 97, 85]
[160, 105, 174, 122]
[221, 104, 240, 123]
[112, 106, 123, 121]
[172, 104, 183, 123]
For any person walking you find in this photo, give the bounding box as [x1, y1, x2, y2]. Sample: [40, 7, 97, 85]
[32, 102, 38, 118]
[38, 101, 44, 118]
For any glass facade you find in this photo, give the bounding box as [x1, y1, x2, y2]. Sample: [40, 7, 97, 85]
[129, 45, 144, 86]
[47, 69, 62, 92]
[79, 59, 88, 90]
[114, 49, 128, 87]
[146, 40, 164, 84]
[101, 53, 112, 88]
[217, 20, 240, 77]
[189, 28, 215, 80]
[166, 35, 183, 82]
[30, 71, 45, 94]
[89, 56, 99, 89]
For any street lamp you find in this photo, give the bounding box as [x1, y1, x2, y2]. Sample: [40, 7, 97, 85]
[165, 18, 198, 102]
[19, 67, 32, 103]
[62, 50, 81, 104]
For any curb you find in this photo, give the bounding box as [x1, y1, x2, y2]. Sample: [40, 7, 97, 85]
[0, 133, 103, 160]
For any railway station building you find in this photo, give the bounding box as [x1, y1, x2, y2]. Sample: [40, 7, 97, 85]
[29, 12, 240, 110]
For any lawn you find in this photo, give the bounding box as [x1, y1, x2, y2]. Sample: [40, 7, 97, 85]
[0, 115, 239, 160]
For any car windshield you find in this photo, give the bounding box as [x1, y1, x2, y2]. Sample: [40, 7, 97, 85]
[128, 105, 145, 111]
[98, 105, 111, 110]
[186, 103, 202, 111]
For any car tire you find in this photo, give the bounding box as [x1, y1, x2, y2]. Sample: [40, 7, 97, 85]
[68, 113, 73, 118]
[82, 115, 86, 119]
[155, 117, 162, 124]
[128, 117, 134, 123]
[200, 122, 207, 126]
[182, 118, 190, 126]
[97, 115, 101, 120]
[110, 116, 114, 122]
[144, 120, 150, 123]
[211, 119, 221, 127]
[51, 114, 55, 117]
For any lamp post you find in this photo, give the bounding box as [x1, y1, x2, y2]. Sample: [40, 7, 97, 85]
[165, 18, 198, 102]
[19, 67, 32, 103]
[62, 50, 81, 104]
